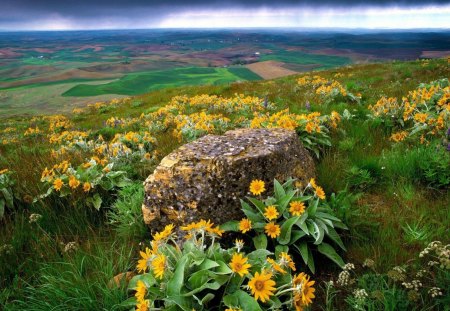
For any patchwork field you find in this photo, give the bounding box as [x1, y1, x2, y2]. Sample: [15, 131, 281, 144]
[1, 29, 449, 118]
[246, 60, 297, 79]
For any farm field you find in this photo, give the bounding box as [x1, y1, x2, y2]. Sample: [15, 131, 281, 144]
[1, 57, 449, 310]
[1, 29, 450, 118]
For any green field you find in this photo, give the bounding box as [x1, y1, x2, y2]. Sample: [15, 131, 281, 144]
[260, 49, 351, 69]
[62, 66, 262, 97]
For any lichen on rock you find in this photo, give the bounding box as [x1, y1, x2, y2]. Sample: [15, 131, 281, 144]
[142, 128, 315, 228]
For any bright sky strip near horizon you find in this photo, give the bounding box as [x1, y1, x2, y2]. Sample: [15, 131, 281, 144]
[1, 3, 449, 30]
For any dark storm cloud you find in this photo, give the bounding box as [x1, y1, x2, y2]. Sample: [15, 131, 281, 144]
[1, 0, 449, 29]
[4, 0, 450, 16]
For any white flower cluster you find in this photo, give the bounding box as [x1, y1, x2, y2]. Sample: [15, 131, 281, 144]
[343, 263, 355, 271]
[29, 213, 42, 224]
[428, 287, 443, 298]
[388, 266, 407, 282]
[337, 262, 356, 286]
[402, 279, 422, 291]
[415, 269, 427, 278]
[362, 258, 375, 269]
[419, 241, 450, 270]
[337, 270, 353, 286]
[64, 241, 78, 253]
[353, 289, 369, 309]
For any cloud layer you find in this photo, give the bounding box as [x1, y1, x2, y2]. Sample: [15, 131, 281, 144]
[2, 0, 450, 30]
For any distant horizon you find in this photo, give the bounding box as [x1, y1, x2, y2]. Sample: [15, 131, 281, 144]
[1, 26, 449, 33]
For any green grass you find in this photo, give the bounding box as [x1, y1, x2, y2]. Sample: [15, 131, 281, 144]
[62, 66, 262, 97]
[1, 57, 449, 310]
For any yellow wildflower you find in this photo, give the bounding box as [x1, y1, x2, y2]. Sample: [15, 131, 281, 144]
[249, 179, 266, 196]
[239, 218, 252, 233]
[264, 206, 279, 221]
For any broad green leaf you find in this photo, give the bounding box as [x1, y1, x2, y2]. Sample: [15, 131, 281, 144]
[183, 281, 221, 297]
[220, 220, 239, 232]
[167, 256, 189, 297]
[215, 260, 233, 275]
[315, 219, 329, 234]
[92, 193, 102, 210]
[247, 197, 267, 216]
[198, 259, 220, 270]
[253, 234, 268, 250]
[294, 242, 309, 264]
[277, 190, 296, 214]
[308, 198, 319, 217]
[317, 243, 345, 268]
[241, 199, 264, 223]
[274, 179, 285, 199]
[0, 199, 4, 219]
[326, 227, 346, 251]
[307, 247, 315, 273]
[188, 270, 210, 289]
[314, 223, 325, 245]
[278, 216, 300, 245]
[316, 212, 342, 222]
[296, 220, 309, 235]
[201, 293, 215, 305]
[224, 290, 263, 311]
[248, 249, 272, 266]
[289, 230, 307, 245]
[0, 188, 13, 208]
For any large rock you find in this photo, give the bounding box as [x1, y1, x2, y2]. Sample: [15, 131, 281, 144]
[142, 128, 315, 228]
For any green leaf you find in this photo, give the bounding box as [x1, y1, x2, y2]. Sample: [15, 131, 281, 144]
[201, 293, 215, 305]
[0, 199, 4, 219]
[215, 260, 233, 275]
[313, 222, 325, 245]
[276, 190, 296, 214]
[183, 281, 221, 297]
[327, 227, 346, 251]
[198, 259, 220, 271]
[241, 200, 264, 223]
[247, 197, 267, 216]
[188, 270, 210, 289]
[167, 256, 189, 297]
[308, 198, 319, 217]
[317, 243, 345, 268]
[0, 188, 13, 208]
[315, 212, 342, 222]
[289, 230, 307, 245]
[253, 234, 268, 250]
[220, 220, 239, 232]
[99, 178, 114, 191]
[248, 249, 272, 266]
[224, 290, 263, 311]
[91, 193, 102, 210]
[278, 216, 300, 245]
[274, 179, 285, 199]
[294, 242, 309, 264]
[307, 247, 315, 273]
[295, 212, 310, 235]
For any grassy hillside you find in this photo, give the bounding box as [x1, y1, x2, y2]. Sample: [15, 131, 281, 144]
[0, 58, 449, 310]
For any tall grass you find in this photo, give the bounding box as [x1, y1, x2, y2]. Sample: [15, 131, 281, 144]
[4, 240, 134, 311]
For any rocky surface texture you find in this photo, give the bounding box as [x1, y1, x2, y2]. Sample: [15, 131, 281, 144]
[142, 128, 315, 228]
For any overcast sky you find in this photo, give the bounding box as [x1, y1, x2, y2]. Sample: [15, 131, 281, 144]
[1, 0, 449, 30]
